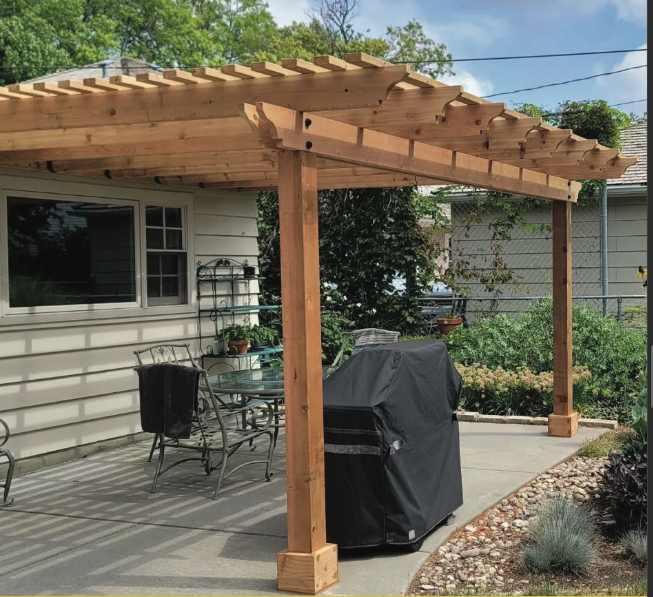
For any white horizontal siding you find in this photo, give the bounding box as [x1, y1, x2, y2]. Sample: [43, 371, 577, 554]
[0, 170, 260, 460]
[607, 195, 647, 296]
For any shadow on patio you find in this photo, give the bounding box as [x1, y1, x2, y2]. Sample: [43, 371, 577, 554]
[0, 423, 602, 596]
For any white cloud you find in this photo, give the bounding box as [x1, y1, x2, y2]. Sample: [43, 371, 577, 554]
[264, 0, 311, 27]
[596, 44, 647, 103]
[608, 0, 647, 22]
[440, 70, 494, 98]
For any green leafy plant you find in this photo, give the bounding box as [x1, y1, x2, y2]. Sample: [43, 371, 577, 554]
[522, 498, 598, 575]
[621, 529, 647, 564]
[600, 452, 647, 532]
[621, 387, 647, 459]
[441, 300, 646, 423]
[320, 310, 352, 364]
[249, 325, 279, 346]
[455, 363, 592, 417]
[221, 324, 257, 343]
[258, 186, 439, 336]
[578, 428, 637, 458]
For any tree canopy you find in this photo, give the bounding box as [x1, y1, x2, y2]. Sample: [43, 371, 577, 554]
[0, 0, 454, 85]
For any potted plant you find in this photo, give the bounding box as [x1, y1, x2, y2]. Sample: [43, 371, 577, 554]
[222, 324, 256, 354]
[436, 312, 463, 335]
[249, 325, 279, 352]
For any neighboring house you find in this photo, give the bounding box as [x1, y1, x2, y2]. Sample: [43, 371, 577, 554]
[605, 118, 647, 296]
[442, 119, 647, 311]
[0, 60, 261, 463]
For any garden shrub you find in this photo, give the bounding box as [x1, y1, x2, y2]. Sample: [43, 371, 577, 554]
[600, 451, 647, 532]
[455, 363, 591, 417]
[621, 529, 647, 564]
[443, 300, 646, 422]
[578, 428, 636, 458]
[522, 497, 598, 575]
[320, 310, 352, 364]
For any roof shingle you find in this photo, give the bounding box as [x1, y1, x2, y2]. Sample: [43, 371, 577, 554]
[608, 118, 647, 186]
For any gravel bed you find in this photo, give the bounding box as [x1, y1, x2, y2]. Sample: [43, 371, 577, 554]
[408, 456, 610, 596]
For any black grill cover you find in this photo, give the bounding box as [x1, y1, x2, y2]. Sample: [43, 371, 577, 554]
[323, 339, 463, 548]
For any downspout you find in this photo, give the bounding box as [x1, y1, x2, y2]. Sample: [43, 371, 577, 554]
[600, 181, 609, 316]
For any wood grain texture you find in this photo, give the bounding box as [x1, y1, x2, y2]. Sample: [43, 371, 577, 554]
[277, 150, 328, 555]
[552, 201, 574, 419]
[277, 544, 338, 594]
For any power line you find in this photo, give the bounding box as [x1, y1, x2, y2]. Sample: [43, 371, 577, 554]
[398, 48, 648, 65]
[483, 64, 647, 98]
[0, 47, 647, 70]
[611, 98, 647, 107]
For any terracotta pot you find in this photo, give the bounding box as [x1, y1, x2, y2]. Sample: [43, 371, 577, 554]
[436, 317, 463, 335]
[228, 339, 249, 354]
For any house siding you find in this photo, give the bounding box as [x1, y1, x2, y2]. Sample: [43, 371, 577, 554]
[607, 194, 647, 295]
[0, 169, 260, 460]
[449, 194, 646, 318]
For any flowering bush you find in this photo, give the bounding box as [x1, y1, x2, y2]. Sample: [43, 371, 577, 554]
[444, 300, 646, 422]
[455, 363, 592, 417]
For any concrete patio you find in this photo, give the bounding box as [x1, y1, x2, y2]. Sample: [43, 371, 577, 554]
[0, 423, 602, 596]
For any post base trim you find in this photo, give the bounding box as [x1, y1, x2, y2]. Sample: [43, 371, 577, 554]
[277, 544, 338, 595]
[548, 412, 580, 437]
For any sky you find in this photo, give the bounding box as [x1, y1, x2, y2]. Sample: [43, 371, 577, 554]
[265, 0, 647, 116]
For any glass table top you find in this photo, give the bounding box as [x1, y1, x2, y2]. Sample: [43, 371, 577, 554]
[208, 365, 339, 394]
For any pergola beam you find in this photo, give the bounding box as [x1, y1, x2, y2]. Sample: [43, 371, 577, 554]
[244, 102, 580, 202]
[0, 66, 412, 133]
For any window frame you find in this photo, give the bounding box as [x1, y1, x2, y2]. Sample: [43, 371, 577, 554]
[0, 179, 194, 320]
[143, 203, 189, 307]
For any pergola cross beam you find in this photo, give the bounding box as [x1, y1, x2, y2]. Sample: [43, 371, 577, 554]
[244, 102, 581, 202]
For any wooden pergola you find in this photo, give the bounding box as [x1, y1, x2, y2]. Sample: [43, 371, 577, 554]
[0, 53, 636, 594]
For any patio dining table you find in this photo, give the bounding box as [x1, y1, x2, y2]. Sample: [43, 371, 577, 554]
[207, 366, 339, 445]
[207, 365, 339, 397]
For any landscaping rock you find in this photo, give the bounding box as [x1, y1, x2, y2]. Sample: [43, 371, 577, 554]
[461, 549, 480, 559]
[579, 418, 618, 429]
[408, 453, 615, 596]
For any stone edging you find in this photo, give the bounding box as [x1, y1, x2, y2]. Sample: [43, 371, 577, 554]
[457, 412, 617, 430]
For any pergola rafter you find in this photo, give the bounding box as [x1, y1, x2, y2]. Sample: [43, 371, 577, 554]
[0, 52, 637, 595]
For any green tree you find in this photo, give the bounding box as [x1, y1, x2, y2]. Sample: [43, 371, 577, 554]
[384, 20, 453, 78]
[514, 99, 631, 149]
[257, 187, 437, 336]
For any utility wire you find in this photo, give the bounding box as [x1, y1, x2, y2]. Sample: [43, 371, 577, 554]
[483, 64, 647, 98]
[0, 47, 647, 70]
[611, 98, 647, 107]
[397, 48, 647, 65]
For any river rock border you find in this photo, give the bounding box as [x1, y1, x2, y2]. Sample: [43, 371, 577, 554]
[457, 412, 617, 430]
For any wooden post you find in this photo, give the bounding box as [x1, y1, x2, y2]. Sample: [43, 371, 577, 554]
[276, 150, 338, 594]
[549, 200, 579, 437]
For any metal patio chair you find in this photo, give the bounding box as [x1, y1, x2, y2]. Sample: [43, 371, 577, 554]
[134, 344, 275, 499]
[0, 418, 15, 507]
[331, 328, 400, 367]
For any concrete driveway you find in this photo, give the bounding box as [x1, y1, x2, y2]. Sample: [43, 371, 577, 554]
[0, 423, 601, 596]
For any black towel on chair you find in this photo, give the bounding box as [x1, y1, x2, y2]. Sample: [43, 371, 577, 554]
[137, 364, 200, 439]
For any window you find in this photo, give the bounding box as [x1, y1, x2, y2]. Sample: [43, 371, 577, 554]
[145, 205, 188, 305]
[6, 196, 136, 308]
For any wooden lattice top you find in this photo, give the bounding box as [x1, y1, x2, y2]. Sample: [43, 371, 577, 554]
[0, 53, 637, 200]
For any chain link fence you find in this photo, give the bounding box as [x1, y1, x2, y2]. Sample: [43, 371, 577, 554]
[424, 193, 646, 328]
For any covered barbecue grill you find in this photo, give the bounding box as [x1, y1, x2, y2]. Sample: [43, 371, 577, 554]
[323, 339, 463, 549]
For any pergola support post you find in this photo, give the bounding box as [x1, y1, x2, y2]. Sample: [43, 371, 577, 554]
[276, 150, 338, 594]
[548, 200, 579, 437]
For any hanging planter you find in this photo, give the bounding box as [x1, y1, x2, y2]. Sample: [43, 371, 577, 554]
[436, 316, 463, 335]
